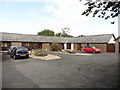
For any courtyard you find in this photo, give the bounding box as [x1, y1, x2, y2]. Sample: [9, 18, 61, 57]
[2, 52, 119, 88]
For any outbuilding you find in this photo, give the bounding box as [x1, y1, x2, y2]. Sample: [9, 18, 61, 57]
[0, 32, 116, 52]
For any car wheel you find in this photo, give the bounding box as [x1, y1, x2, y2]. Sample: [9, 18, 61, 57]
[13, 55, 17, 60]
[93, 50, 96, 53]
[10, 54, 12, 58]
[25, 55, 29, 59]
[83, 50, 86, 53]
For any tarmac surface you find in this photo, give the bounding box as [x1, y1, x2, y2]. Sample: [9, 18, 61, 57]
[2, 52, 119, 88]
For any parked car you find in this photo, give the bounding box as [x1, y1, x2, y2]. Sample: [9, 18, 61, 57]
[10, 46, 29, 59]
[83, 46, 101, 53]
[7, 46, 17, 55]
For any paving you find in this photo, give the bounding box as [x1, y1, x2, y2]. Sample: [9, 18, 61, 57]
[2, 52, 119, 88]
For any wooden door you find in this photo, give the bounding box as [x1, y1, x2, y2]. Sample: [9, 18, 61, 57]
[107, 44, 115, 52]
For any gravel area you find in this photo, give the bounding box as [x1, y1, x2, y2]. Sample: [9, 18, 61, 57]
[30, 54, 61, 60]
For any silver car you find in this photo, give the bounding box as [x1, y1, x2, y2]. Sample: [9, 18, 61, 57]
[7, 46, 17, 55]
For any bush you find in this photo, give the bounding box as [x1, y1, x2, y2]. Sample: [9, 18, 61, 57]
[33, 49, 47, 57]
[50, 43, 62, 51]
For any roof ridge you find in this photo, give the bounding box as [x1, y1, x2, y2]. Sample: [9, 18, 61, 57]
[74, 34, 114, 38]
[1, 32, 114, 39]
[1, 32, 113, 43]
[0, 32, 73, 38]
[85, 34, 114, 37]
[0, 32, 36, 36]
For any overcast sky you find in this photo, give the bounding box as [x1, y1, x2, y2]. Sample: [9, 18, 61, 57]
[0, 0, 118, 37]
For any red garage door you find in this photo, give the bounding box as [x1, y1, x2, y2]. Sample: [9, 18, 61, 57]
[107, 44, 115, 52]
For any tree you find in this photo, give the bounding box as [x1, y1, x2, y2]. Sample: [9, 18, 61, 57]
[77, 35, 85, 37]
[80, 0, 120, 24]
[50, 43, 62, 51]
[55, 32, 63, 37]
[55, 27, 73, 37]
[37, 29, 55, 36]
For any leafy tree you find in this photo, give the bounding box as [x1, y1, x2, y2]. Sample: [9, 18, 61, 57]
[80, 0, 119, 24]
[37, 29, 55, 36]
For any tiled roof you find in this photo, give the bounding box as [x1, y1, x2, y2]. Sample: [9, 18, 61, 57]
[0, 32, 114, 43]
[1, 32, 69, 43]
[72, 34, 115, 43]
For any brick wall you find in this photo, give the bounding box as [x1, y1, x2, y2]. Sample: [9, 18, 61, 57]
[89, 44, 107, 52]
[81, 44, 88, 51]
[74, 43, 81, 51]
[11, 42, 22, 46]
[107, 44, 115, 52]
[59, 43, 64, 49]
[42, 43, 50, 51]
[74, 44, 77, 50]
[2, 41, 11, 50]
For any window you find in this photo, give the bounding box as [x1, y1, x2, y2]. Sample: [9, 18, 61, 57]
[85, 46, 88, 48]
[17, 47, 28, 51]
[25, 43, 30, 46]
[90, 46, 96, 48]
[49, 43, 52, 46]
[12, 42, 22, 46]
[2, 43, 7, 47]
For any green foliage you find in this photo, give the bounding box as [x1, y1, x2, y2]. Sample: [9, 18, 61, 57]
[50, 43, 62, 51]
[80, 0, 120, 24]
[37, 29, 55, 36]
[33, 49, 48, 57]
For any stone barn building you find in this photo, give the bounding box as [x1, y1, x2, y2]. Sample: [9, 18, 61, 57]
[0, 32, 115, 52]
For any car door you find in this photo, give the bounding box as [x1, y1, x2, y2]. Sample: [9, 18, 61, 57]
[89, 46, 94, 52]
[11, 48, 16, 57]
[87, 46, 92, 52]
[85, 46, 89, 52]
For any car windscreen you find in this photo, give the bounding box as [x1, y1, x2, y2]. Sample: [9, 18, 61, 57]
[17, 47, 28, 51]
[10, 46, 17, 50]
[91, 46, 96, 48]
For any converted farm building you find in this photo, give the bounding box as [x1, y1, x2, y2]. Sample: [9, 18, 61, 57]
[0, 32, 115, 52]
